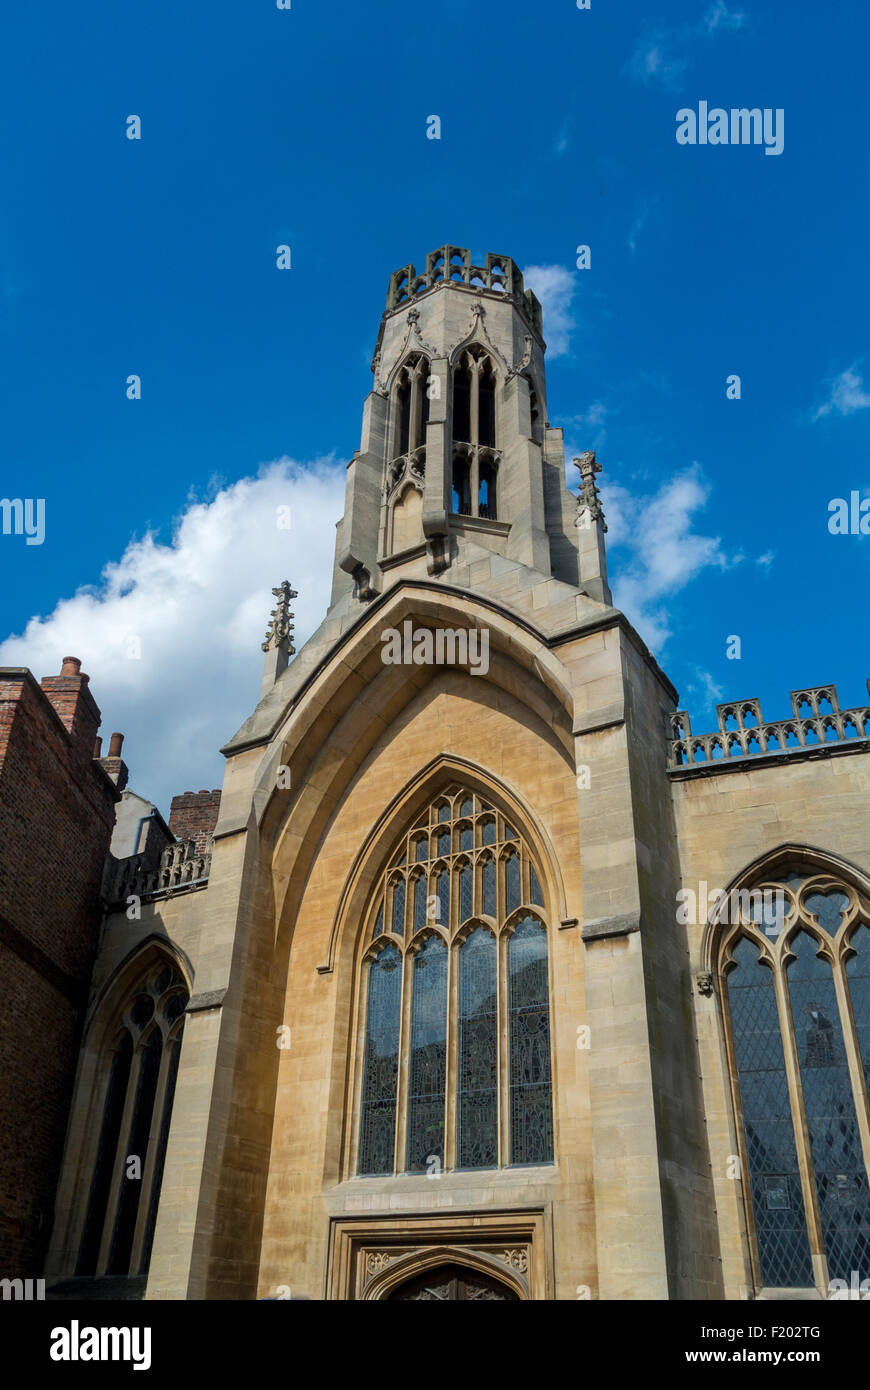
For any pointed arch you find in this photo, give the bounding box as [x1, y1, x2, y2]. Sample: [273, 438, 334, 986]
[708, 842, 870, 1293]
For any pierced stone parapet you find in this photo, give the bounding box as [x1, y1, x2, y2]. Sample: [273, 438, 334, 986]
[386, 246, 543, 336]
[669, 683, 870, 770]
[105, 836, 213, 907]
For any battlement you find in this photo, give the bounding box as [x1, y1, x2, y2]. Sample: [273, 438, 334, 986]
[385, 245, 543, 336]
[668, 682, 870, 771]
[104, 835, 212, 907]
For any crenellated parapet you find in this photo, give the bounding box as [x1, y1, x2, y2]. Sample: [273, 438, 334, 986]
[669, 682, 870, 769]
[385, 246, 543, 337]
[104, 836, 212, 907]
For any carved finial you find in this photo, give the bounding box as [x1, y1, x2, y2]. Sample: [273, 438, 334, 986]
[574, 451, 607, 533]
[261, 580, 298, 655]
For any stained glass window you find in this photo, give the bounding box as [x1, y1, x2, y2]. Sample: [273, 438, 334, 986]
[508, 917, 553, 1165]
[482, 856, 496, 917]
[726, 936, 813, 1287]
[391, 878, 405, 936]
[359, 945, 402, 1175]
[405, 935, 448, 1172]
[505, 852, 521, 914]
[457, 928, 498, 1168]
[413, 874, 428, 931]
[435, 869, 450, 928]
[720, 868, 870, 1293]
[459, 863, 473, 923]
[76, 960, 188, 1281]
[530, 864, 544, 908]
[356, 788, 553, 1177]
[786, 932, 870, 1281]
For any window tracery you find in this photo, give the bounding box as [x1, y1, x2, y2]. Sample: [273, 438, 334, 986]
[355, 788, 553, 1176]
[717, 865, 870, 1290]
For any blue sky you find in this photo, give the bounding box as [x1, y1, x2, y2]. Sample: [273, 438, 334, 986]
[1, 0, 868, 810]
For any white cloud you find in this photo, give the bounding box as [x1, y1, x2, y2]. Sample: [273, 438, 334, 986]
[756, 550, 775, 569]
[812, 363, 870, 420]
[522, 264, 577, 358]
[703, 0, 746, 32]
[600, 464, 737, 650]
[628, 2, 747, 89]
[626, 198, 658, 256]
[0, 458, 346, 814]
[688, 667, 724, 709]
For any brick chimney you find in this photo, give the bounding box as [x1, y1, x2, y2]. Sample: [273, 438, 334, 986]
[40, 656, 103, 766]
[99, 731, 129, 792]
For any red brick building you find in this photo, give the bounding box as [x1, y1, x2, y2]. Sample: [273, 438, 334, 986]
[0, 658, 122, 1274]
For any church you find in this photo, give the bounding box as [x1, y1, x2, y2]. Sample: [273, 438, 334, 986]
[16, 244, 870, 1300]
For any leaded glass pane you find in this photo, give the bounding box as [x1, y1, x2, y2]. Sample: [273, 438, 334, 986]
[413, 875, 427, 932]
[530, 864, 544, 907]
[415, 836, 428, 863]
[505, 853, 521, 914]
[372, 902, 384, 939]
[435, 869, 450, 928]
[504, 823, 518, 840]
[805, 891, 849, 935]
[459, 824, 473, 852]
[847, 925, 870, 1106]
[787, 931, 870, 1281]
[727, 936, 813, 1287]
[405, 935, 447, 1172]
[76, 1032, 133, 1275]
[508, 917, 553, 1164]
[358, 946, 402, 1175]
[457, 929, 498, 1168]
[109, 1028, 162, 1274]
[460, 797, 473, 817]
[459, 864, 473, 923]
[437, 802, 450, 822]
[437, 829, 451, 857]
[482, 857, 496, 917]
[482, 818, 496, 846]
[391, 879, 405, 936]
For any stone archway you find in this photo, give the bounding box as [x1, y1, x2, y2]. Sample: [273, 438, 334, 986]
[387, 1262, 520, 1301]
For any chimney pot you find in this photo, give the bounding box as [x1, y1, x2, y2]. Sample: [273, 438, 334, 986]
[108, 731, 124, 757]
[60, 656, 82, 676]
[93, 736, 103, 758]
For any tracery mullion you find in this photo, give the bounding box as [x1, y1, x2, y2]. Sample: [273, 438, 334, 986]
[395, 944, 413, 1173]
[773, 938, 829, 1292]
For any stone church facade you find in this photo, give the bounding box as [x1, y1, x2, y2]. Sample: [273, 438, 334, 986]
[17, 245, 870, 1300]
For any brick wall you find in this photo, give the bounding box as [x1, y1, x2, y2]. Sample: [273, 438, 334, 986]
[168, 790, 222, 854]
[0, 660, 119, 1275]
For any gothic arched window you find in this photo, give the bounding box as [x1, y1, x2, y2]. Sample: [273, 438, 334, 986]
[76, 959, 189, 1279]
[450, 348, 499, 520]
[390, 354, 430, 462]
[717, 866, 870, 1292]
[355, 788, 554, 1177]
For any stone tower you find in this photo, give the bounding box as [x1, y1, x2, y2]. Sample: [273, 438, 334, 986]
[333, 244, 610, 606]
